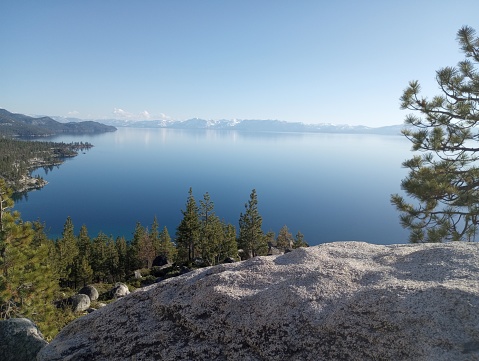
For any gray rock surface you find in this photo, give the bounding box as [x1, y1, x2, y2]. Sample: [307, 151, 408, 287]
[78, 285, 99, 301]
[0, 318, 47, 361]
[110, 282, 130, 299]
[37, 242, 479, 361]
[68, 294, 91, 313]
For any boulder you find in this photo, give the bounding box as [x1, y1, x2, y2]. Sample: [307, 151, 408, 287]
[78, 285, 99, 301]
[37, 242, 479, 361]
[110, 283, 129, 299]
[68, 294, 91, 313]
[0, 318, 47, 361]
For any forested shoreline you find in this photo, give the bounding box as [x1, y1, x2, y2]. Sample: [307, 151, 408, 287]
[0, 179, 308, 339]
[0, 137, 92, 194]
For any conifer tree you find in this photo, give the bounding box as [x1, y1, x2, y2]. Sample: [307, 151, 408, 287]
[75, 224, 93, 286]
[104, 235, 119, 282]
[150, 216, 161, 256]
[197, 192, 223, 265]
[77, 224, 91, 258]
[90, 232, 110, 282]
[391, 26, 479, 242]
[176, 187, 200, 263]
[276, 225, 294, 250]
[158, 226, 177, 262]
[238, 189, 266, 259]
[56, 217, 79, 287]
[138, 228, 156, 269]
[0, 180, 58, 338]
[293, 231, 309, 248]
[217, 223, 238, 263]
[128, 222, 145, 271]
[115, 236, 128, 279]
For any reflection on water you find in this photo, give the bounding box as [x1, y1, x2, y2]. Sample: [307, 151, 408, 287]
[14, 128, 411, 245]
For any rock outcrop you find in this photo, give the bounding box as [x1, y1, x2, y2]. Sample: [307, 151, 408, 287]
[68, 294, 91, 313]
[78, 285, 99, 301]
[110, 282, 130, 299]
[37, 242, 479, 361]
[0, 318, 47, 361]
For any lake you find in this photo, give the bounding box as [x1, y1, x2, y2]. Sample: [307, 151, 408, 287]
[14, 127, 412, 245]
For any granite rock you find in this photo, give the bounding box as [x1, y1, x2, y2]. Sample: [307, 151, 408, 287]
[78, 285, 99, 301]
[0, 318, 47, 361]
[37, 242, 479, 361]
[68, 294, 91, 313]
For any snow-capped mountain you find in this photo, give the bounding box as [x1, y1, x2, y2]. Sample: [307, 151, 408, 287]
[48, 116, 406, 135]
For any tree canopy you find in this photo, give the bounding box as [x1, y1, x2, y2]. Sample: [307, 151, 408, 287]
[391, 26, 479, 243]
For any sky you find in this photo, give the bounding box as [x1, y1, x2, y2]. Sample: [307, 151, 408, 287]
[1, 1, 479, 127]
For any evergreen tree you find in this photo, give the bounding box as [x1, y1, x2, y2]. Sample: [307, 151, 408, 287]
[76, 256, 93, 287]
[293, 231, 309, 248]
[30, 221, 61, 338]
[128, 222, 145, 271]
[176, 187, 200, 263]
[276, 225, 294, 250]
[90, 232, 110, 282]
[104, 235, 119, 282]
[56, 217, 79, 287]
[77, 224, 91, 257]
[150, 216, 161, 256]
[238, 189, 266, 259]
[0, 180, 58, 338]
[138, 227, 156, 269]
[158, 226, 177, 262]
[115, 236, 128, 279]
[217, 223, 238, 263]
[75, 224, 93, 286]
[391, 26, 479, 242]
[198, 192, 223, 265]
[263, 230, 276, 253]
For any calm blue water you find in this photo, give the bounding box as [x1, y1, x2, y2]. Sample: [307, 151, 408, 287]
[14, 128, 411, 245]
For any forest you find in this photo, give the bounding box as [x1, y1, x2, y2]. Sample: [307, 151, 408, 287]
[0, 179, 308, 339]
[0, 137, 92, 193]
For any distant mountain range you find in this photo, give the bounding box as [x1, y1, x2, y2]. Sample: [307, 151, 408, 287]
[50, 115, 407, 136]
[0, 109, 116, 137]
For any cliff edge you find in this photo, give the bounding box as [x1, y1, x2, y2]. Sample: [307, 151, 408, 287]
[37, 241, 479, 360]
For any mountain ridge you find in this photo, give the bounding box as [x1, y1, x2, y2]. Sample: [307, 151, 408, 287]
[0, 109, 116, 137]
[50, 115, 407, 135]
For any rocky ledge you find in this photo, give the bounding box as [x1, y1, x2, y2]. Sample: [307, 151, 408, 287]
[37, 242, 479, 361]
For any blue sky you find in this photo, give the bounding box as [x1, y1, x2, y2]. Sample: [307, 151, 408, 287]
[1, 1, 478, 126]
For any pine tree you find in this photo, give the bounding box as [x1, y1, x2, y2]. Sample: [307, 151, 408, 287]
[198, 192, 223, 265]
[77, 224, 91, 258]
[138, 228, 155, 269]
[217, 223, 238, 263]
[391, 26, 479, 242]
[0, 180, 58, 338]
[276, 225, 294, 250]
[293, 231, 309, 248]
[238, 189, 266, 259]
[115, 236, 128, 279]
[176, 187, 200, 263]
[104, 235, 119, 282]
[150, 216, 161, 256]
[90, 232, 110, 282]
[56, 217, 79, 287]
[75, 224, 93, 286]
[158, 226, 177, 262]
[128, 222, 145, 271]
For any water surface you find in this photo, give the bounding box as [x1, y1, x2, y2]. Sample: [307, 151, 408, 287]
[14, 128, 411, 245]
